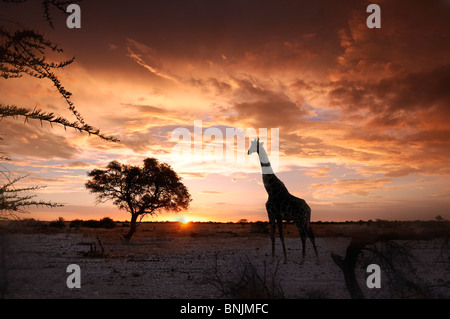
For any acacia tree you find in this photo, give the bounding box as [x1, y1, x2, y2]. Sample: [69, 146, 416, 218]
[0, 0, 117, 141]
[0, 172, 62, 220]
[85, 158, 192, 242]
[0, 1, 117, 220]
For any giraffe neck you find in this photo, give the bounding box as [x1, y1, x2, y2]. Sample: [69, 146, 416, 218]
[257, 145, 274, 175]
[257, 144, 289, 197]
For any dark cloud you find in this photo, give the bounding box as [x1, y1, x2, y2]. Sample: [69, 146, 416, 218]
[220, 77, 310, 130]
[0, 120, 79, 160]
[118, 124, 187, 154]
[199, 190, 225, 195]
[189, 78, 233, 95]
[310, 177, 394, 198]
[328, 65, 450, 128]
[282, 133, 380, 162]
[121, 103, 169, 114]
[63, 161, 91, 168]
[227, 98, 307, 130]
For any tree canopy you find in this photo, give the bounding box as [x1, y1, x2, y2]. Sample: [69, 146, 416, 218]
[0, 0, 117, 220]
[85, 158, 191, 241]
[0, 0, 117, 141]
[0, 172, 62, 220]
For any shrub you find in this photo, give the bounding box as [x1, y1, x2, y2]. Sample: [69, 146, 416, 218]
[49, 217, 65, 229]
[99, 217, 115, 229]
[7, 218, 46, 229]
[206, 255, 284, 298]
[69, 219, 83, 229]
[70, 217, 116, 229]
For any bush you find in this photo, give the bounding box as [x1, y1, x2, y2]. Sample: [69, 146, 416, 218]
[69, 217, 116, 229]
[81, 219, 101, 228]
[99, 217, 115, 229]
[69, 219, 83, 229]
[7, 218, 46, 229]
[206, 255, 284, 298]
[49, 217, 65, 229]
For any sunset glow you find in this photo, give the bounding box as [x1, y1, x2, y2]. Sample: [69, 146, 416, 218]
[1, 1, 450, 223]
[178, 217, 192, 225]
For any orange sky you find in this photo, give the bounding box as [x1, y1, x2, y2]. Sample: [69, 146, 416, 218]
[1, 0, 450, 222]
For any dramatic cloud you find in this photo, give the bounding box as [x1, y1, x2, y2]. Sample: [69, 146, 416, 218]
[310, 178, 395, 198]
[1, 0, 449, 221]
[0, 120, 79, 160]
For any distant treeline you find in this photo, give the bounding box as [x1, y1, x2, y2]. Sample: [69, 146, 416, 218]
[312, 218, 448, 225]
[68, 217, 116, 229]
[239, 218, 448, 225]
[4, 216, 448, 230]
[6, 217, 116, 229]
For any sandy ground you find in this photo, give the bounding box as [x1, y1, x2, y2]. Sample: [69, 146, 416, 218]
[1, 222, 449, 299]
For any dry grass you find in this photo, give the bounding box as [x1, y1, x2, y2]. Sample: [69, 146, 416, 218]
[1, 219, 448, 299]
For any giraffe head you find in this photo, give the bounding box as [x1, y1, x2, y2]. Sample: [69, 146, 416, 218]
[247, 138, 263, 155]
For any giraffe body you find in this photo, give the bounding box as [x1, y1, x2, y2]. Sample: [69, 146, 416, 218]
[248, 138, 319, 264]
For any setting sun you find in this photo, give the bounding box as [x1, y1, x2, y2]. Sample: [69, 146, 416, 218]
[178, 217, 192, 225]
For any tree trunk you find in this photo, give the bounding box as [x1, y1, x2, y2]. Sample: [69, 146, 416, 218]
[123, 213, 138, 242]
[331, 237, 368, 299]
[0, 233, 7, 298]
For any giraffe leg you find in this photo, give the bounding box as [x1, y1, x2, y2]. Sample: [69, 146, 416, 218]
[277, 219, 287, 264]
[300, 233, 306, 264]
[267, 203, 277, 258]
[269, 219, 276, 258]
[295, 222, 307, 264]
[308, 227, 320, 264]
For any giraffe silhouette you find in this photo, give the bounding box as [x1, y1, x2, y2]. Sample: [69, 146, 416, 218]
[248, 138, 319, 264]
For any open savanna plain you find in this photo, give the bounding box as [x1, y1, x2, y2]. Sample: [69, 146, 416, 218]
[1, 220, 449, 299]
